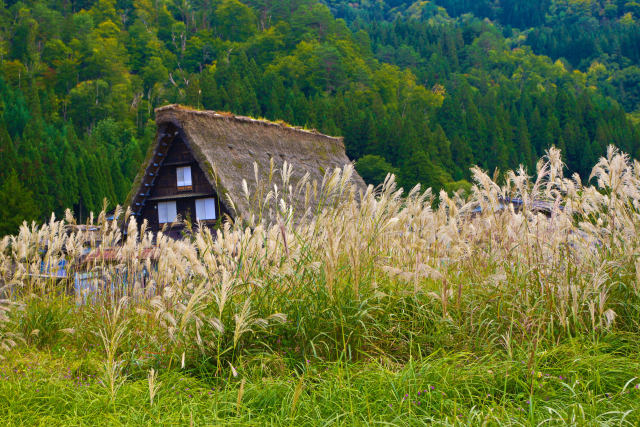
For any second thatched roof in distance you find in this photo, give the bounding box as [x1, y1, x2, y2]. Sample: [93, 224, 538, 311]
[137, 104, 366, 224]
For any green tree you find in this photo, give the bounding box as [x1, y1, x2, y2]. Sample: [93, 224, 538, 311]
[214, 0, 257, 41]
[0, 124, 17, 181]
[355, 154, 398, 186]
[0, 170, 39, 236]
[142, 56, 169, 92]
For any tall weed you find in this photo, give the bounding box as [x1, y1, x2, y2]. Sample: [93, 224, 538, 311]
[1, 146, 640, 369]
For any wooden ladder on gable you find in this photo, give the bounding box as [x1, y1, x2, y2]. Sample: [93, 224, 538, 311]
[132, 128, 176, 218]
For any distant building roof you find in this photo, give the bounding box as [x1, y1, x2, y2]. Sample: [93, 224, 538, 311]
[470, 196, 561, 215]
[82, 247, 159, 264]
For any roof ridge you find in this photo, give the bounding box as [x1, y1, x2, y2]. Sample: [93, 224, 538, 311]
[155, 104, 342, 140]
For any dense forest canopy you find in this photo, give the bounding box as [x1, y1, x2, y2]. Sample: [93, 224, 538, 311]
[1, 0, 640, 234]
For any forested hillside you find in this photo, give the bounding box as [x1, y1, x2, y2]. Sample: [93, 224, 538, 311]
[1, 0, 640, 234]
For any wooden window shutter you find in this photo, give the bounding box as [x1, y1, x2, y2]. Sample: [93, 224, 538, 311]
[196, 198, 216, 221]
[158, 201, 177, 223]
[177, 166, 192, 187]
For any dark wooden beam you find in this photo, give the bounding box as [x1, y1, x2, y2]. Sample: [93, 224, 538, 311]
[147, 192, 216, 202]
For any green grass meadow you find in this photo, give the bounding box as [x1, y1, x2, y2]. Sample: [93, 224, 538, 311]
[3, 337, 640, 425]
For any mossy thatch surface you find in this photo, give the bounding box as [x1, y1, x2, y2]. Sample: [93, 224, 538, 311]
[128, 104, 365, 223]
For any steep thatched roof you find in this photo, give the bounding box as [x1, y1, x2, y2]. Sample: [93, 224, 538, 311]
[128, 104, 366, 224]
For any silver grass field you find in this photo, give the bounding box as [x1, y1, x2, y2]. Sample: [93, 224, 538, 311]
[1, 146, 640, 425]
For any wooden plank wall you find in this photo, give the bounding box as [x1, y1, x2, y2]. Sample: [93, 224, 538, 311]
[139, 136, 230, 235]
[151, 138, 213, 198]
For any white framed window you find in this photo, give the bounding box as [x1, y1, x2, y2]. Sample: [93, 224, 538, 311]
[195, 198, 216, 221]
[176, 166, 192, 187]
[158, 201, 177, 224]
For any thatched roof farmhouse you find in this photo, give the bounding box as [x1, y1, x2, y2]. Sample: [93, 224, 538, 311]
[126, 105, 365, 236]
